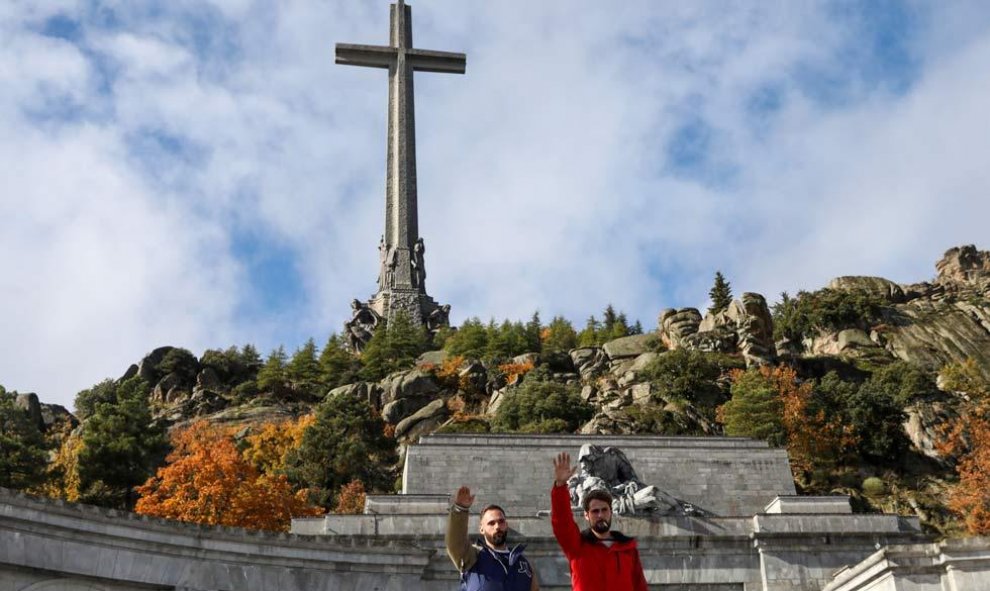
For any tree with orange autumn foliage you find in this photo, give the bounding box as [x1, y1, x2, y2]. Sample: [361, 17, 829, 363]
[135, 421, 322, 531]
[333, 479, 366, 514]
[938, 360, 990, 535]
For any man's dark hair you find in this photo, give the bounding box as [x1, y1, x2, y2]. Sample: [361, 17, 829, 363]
[480, 504, 506, 520]
[581, 489, 613, 512]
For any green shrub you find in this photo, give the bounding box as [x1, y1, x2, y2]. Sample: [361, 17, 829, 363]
[436, 417, 491, 434]
[492, 368, 593, 433]
[862, 476, 886, 497]
[642, 349, 741, 415]
[773, 288, 889, 342]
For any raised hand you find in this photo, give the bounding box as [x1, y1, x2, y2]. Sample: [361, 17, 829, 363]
[553, 452, 577, 487]
[454, 486, 475, 508]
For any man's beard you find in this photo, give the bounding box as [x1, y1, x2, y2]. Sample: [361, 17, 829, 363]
[592, 519, 611, 534]
[485, 530, 508, 548]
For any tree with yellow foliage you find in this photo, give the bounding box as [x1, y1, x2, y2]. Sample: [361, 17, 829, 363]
[135, 421, 322, 531]
[242, 415, 315, 474]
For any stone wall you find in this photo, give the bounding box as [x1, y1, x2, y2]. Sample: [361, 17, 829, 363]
[0, 487, 435, 591]
[403, 434, 796, 516]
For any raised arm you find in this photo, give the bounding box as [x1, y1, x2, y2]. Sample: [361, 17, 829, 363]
[445, 486, 479, 572]
[550, 452, 582, 558]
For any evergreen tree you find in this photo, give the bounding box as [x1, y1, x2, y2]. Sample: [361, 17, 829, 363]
[287, 338, 321, 397]
[485, 319, 529, 361]
[720, 368, 786, 446]
[443, 317, 489, 359]
[708, 271, 733, 315]
[285, 393, 397, 507]
[77, 377, 168, 508]
[631, 320, 644, 335]
[239, 344, 263, 373]
[524, 311, 543, 353]
[359, 311, 430, 381]
[610, 312, 631, 341]
[0, 386, 49, 490]
[602, 305, 618, 336]
[257, 346, 289, 394]
[542, 316, 577, 354]
[318, 333, 361, 391]
[577, 316, 601, 348]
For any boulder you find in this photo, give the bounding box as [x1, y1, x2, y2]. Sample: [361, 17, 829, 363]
[39, 403, 77, 431]
[904, 399, 958, 463]
[603, 334, 658, 360]
[119, 364, 139, 381]
[151, 372, 185, 405]
[511, 352, 540, 366]
[728, 292, 777, 366]
[828, 276, 906, 303]
[395, 398, 449, 439]
[936, 244, 990, 284]
[682, 326, 737, 353]
[416, 350, 448, 368]
[382, 395, 436, 424]
[138, 346, 176, 383]
[569, 348, 607, 378]
[326, 382, 382, 409]
[629, 383, 652, 405]
[628, 352, 659, 374]
[195, 367, 223, 392]
[14, 393, 44, 431]
[658, 308, 702, 349]
[487, 387, 508, 417]
[380, 369, 441, 406]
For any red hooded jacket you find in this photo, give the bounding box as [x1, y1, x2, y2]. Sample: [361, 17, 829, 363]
[550, 484, 649, 591]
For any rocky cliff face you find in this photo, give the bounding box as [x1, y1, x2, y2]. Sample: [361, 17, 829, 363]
[812, 246, 990, 378]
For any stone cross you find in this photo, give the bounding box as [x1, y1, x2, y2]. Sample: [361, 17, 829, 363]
[336, 0, 463, 346]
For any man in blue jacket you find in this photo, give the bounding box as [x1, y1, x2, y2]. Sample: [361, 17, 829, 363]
[446, 486, 540, 591]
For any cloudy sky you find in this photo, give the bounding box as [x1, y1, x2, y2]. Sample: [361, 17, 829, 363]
[2, 1, 989, 410]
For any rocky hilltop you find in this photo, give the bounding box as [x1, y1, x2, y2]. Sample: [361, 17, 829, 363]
[64, 245, 978, 447]
[11, 244, 990, 534]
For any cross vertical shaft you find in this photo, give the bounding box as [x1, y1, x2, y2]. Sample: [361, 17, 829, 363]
[336, 1, 464, 345]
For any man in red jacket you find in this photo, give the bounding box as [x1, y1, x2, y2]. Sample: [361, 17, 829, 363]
[551, 452, 648, 591]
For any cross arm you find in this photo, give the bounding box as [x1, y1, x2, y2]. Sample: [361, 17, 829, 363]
[407, 49, 466, 74]
[336, 43, 398, 69]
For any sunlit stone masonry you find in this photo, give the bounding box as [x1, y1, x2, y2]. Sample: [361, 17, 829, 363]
[3, 434, 990, 590]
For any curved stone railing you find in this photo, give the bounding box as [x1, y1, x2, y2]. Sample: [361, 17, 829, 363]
[0, 487, 436, 591]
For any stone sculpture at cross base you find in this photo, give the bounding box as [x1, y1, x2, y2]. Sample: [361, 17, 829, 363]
[336, 0, 463, 350]
[566, 443, 695, 516]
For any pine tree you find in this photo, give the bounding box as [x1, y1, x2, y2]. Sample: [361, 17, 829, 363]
[542, 316, 577, 354]
[708, 271, 733, 315]
[285, 393, 398, 508]
[0, 386, 49, 490]
[524, 311, 542, 353]
[577, 316, 601, 347]
[318, 334, 361, 391]
[76, 377, 168, 508]
[257, 346, 289, 395]
[287, 339, 321, 398]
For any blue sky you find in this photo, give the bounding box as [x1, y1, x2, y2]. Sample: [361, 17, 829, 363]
[2, 1, 990, 411]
